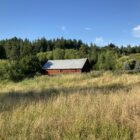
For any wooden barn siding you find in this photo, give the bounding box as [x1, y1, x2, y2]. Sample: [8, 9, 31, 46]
[45, 69, 81, 75]
[82, 59, 91, 72]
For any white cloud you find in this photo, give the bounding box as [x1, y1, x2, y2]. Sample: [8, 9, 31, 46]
[95, 37, 104, 45]
[132, 25, 140, 38]
[84, 27, 92, 31]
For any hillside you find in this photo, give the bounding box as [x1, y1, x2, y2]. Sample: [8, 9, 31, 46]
[0, 72, 140, 140]
[120, 53, 140, 61]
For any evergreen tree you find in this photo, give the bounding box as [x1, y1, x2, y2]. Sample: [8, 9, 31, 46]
[96, 53, 106, 70]
[79, 45, 88, 58]
[10, 46, 20, 60]
[0, 45, 6, 59]
[89, 44, 99, 68]
[53, 48, 65, 59]
[64, 49, 80, 59]
[105, 51, 117, 70]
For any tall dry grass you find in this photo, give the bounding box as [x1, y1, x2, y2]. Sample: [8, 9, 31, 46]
[0, 72, 140, 140]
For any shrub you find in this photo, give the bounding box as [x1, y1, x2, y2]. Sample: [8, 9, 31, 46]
[0, 60, 10, 80]
[19, 55, 41, 75]
[135, 61, 140, 72]
[123, 59, 137, 71]
[123, 62, 131, 70]
[0, 55, 41, 81]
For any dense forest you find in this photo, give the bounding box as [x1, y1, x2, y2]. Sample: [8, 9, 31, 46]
[0, 37, 140, 81]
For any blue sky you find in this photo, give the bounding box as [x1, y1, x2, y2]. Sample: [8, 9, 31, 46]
[0, 0, 140, 46]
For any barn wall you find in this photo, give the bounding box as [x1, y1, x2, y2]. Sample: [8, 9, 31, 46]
[45, 69, 81, 75]
[82, 59, 91, 72]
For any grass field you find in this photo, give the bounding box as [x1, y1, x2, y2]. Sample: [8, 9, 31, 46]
[0, 72, 140, 140]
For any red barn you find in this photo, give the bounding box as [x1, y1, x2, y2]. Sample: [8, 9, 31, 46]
[42, 58, 91, 75]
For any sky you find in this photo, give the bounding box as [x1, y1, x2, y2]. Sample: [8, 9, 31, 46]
[0, 0, 140, 46]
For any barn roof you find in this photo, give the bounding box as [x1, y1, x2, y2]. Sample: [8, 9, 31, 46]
[42, 58, 88, 70]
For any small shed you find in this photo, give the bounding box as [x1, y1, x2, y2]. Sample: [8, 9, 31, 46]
[42, 58, 91, 75]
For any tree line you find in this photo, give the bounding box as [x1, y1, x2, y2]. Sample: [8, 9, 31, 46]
[0, 37, 140, 81]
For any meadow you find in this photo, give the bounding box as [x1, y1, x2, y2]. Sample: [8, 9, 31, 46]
[0, 72, 140, 140]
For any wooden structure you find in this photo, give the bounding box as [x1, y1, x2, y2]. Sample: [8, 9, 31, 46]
[42, 58, 91, 75]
